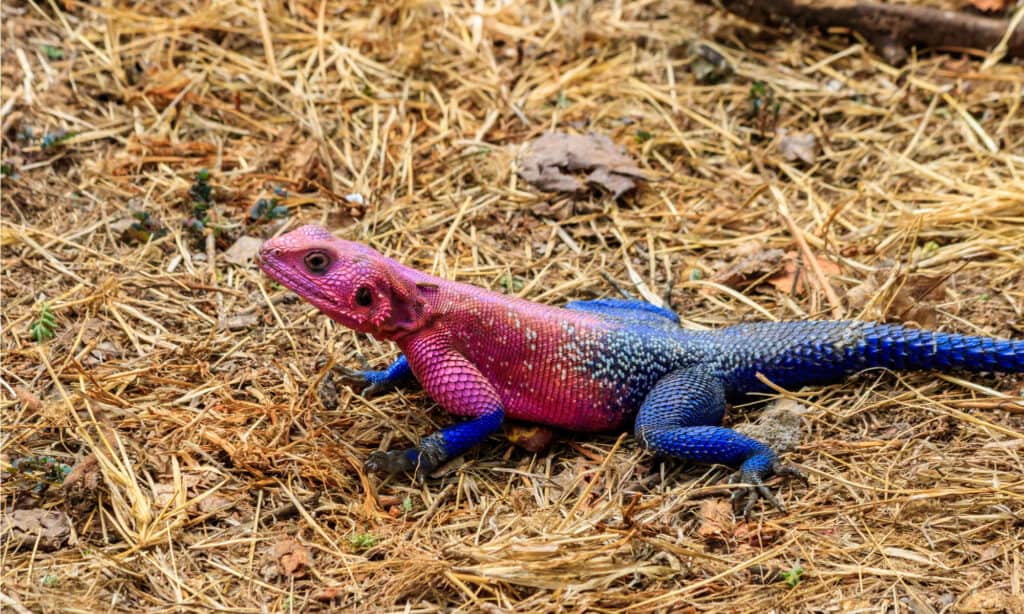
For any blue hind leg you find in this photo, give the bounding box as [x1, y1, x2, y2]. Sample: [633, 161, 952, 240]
[635, 366, 805, 515]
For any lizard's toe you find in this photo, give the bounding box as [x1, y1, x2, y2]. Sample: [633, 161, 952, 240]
[728, 454, 805, 517]
[330, 365, 391, 397]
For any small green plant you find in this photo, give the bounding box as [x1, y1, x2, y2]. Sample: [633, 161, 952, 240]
[121, 210, 168, 244]
[553, 91, 571, 109]
[10, 455, 72, 493]
[249, 186, 290, 222]
[41, 574, 60, 587]
[401, 496, 414, 513]
[500, 275, 524, 294]
[781, 563, 804, 588]
[40, 130, 76, 149]
[30, 303, 57, 342]
[42, 45, 64, 60]
[348, 533, 378, 551]
[749, 81, 780, 137]
[184, 169, 214, 235]
[635, 130, 653, 144]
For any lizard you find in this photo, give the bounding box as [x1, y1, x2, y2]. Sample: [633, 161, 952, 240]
[257, 224, 1024, 514]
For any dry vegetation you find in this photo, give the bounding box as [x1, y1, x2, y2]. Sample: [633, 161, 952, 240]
[2, 1, 1024, 612]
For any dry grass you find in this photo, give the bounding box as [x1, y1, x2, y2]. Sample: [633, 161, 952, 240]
[2, 1, 1024, 612]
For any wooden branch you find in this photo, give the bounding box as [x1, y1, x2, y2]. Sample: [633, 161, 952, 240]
[708, 0, 1024, 63]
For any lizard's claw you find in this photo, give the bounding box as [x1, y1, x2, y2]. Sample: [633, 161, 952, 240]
[364, 450, 415, 476]
[364, 449, 437, 483]
[328, 365, 396, 397]
[728, 459, 807, 518]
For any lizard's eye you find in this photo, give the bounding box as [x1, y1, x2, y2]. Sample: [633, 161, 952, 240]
[303, 250, 331, 274]
[354, 286, 373, 307]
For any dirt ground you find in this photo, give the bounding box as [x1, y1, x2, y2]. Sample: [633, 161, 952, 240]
[2, 1, 1023, 612]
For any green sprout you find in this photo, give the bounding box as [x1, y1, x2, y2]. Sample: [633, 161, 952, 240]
[749, 81, 780, 137]
[781, 563, 804, 588]
[184, 169, 214, 235]
[348, 533, 378, 551]
[249, 186, 290, 222]
[40, 130, 76, 149]
[30, 302, 57, 342]
[42, 45, 64, 60]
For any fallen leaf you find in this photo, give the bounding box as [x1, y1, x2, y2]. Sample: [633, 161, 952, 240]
[734, 398, 806, 453]
[195, 494, 233, 516]
[313, 585, 347, 602]
[62, 453, 101, 495]
[517, 132, 648, 198]
[777, 130, 817, 164]
[768, 251, 842, 295]
[959, 588, 1024, 613]
[733, 521, 784, 546]
[274, 537, 310, 578]
[845, 269, 946, 327]
[709, 247, 786, 290]
[697, 499, 734, 544]
[222, 235, 263, 266]
[505, 423, 556, 453]
[13, 386, 41, 412]
[969, 0, 1011, 12]
[0, 509, 75, 551]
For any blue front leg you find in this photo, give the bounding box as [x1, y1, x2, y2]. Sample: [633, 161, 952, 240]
[335, 354, 418, 395]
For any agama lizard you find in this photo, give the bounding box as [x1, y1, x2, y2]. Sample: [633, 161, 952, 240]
[258, 225, 1023, 514]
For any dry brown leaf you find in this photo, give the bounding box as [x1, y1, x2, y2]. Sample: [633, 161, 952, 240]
[969, 0, 1011, 12]
[222, 236, 263, 266]
[0, 509, 75, 552]
[505, 423, 556, 453]
[274, 537, 310, 578]
[62, 453, 101, 497]
[709, 247, 786, 290]
[517, 132, 648, 198]
[13, 386, 41, 412]
[733, 521, 784, 547]
[768, 251, 842, 294]
[959, 588, 1024, 613]
[697, 499, 734, 543]
[313, 585, 347, 602]
[734, 398, 806, 453]
[777, 130, 817, 164]
[846, 270, 947, 327]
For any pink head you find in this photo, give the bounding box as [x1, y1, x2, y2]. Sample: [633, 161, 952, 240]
[257, 225, 430, 338]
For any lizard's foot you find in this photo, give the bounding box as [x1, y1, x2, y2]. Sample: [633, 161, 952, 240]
[728, 456, 807, 518]
[364, 448, 441, 483]
[364, 449, 416, 476]
[330, 365, 393, 397]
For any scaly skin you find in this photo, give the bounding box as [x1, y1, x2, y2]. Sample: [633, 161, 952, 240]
[258, 225, 1024, 514]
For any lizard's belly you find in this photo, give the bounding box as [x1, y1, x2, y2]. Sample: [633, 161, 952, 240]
[499, 377, 632, 432]
[479, 346, 662, 432]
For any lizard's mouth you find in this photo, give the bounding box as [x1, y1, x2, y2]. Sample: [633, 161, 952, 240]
[258, 254, 334, 312]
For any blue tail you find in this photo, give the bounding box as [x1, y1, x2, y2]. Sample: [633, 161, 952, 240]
[858, 323, 1023, 373]
[708, 321, 1023, 397]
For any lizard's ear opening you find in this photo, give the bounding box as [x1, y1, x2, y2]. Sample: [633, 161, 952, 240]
[378, 275, 429, 333]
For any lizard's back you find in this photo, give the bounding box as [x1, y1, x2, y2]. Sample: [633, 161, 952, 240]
[433, 287, 704, 431]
